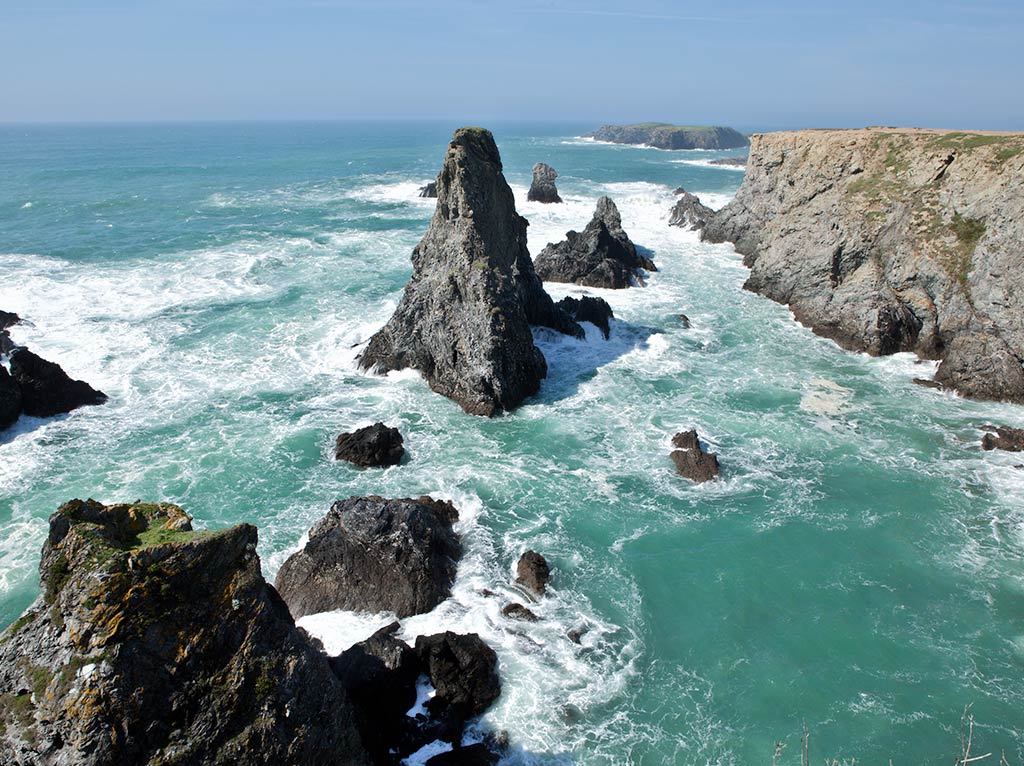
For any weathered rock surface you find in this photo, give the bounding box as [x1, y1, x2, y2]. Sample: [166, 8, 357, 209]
[668, 190, 714, 230]
[0, 499, 368, 766]
[535, 196, 655, 289]
[670, 430, 720, 483]
[515, 550, 551, 595]
[335, 422, 405, 467]
[555, 295, 614, 339]
[419, 181, 438, 198]
[703, 128, 1024, 402]
[980, 425, 1024, 452]
[9, 348, 107, 418]
[275, 495, 461, 619]
[359, 127, 584, 416]
[527, 162, 562, 203]
[414, 632, 500, 739]
[588, 123, 749, 150]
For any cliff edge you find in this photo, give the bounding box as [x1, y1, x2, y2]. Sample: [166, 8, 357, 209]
[703, 128, 1024, 401]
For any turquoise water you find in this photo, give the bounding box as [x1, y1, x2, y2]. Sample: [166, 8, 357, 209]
[2, 121, 1024, 765]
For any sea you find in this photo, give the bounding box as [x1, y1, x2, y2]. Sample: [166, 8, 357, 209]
[1, 120, 1023, 765]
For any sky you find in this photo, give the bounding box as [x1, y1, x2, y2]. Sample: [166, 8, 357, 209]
[1, 0, 1022, 129]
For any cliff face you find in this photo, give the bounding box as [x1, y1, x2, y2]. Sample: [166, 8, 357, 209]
[590, 123, 749, 150]
[704, 128, 1024, 401]
[0, 500, 367, 766]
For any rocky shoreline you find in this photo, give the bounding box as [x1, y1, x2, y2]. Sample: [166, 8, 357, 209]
[587, 123, 749, 150]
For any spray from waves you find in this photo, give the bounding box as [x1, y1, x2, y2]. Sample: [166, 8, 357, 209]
[669, 159, 746, 172]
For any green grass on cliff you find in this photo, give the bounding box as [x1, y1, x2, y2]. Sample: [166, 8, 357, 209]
[928, 132, 1024, 165]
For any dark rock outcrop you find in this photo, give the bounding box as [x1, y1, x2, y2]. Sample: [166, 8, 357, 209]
[358, 127, 584, 416]
[275, 495, 461, 619]
[414, 632, 500, 740]
[501, 603, 539, 622]
[527, 162, 562, 203]
[515, 550, 551, 595]
[535, 196, 655, 289]
[9, 348, 107, 418]
[0, 367, 21, 431]
[0, 311, 19, 331]
[981, 425, 1024, 452]
[335, 422, 405, 467]
[0, 499, 369, 766]
[703, 128, 1024, 402]
[419, 181, 438, 198]
[668, 191, 714, 231]
[555, 295, 614, 339]
[426, 743, 501, 766]
[588, 124, 749, 150]
[670, 430, 720, 483]
[709, 157, 748, 167]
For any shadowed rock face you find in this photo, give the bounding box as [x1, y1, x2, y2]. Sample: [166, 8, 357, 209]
[668, 190, 714, 231]
[9, 348, 107, 418]
[555, 295, 614, 339]
[335, 422, 405, 467]
[275, 495, 461, 619]
[359, 128, 583, 416]
[419, 181, 438, 198]
[703, 128, 1024, 402]
[535, 197, 655, 289]
[0, 499, 368, 766]
[527, 162, 562, 203]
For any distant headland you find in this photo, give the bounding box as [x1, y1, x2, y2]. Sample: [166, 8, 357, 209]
[586, 123, 750, 150]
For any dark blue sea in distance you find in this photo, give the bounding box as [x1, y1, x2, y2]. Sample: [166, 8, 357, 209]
[2, 121, 1023, 765]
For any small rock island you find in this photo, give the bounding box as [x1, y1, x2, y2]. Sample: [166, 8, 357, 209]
[588, 123, 749, 150]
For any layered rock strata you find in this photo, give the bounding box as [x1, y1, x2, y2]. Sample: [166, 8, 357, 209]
[703, 128, 1024, 401]
[359, 128, 584, 416]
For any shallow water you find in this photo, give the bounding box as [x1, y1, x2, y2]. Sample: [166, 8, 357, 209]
[2, 121, 1023, 765]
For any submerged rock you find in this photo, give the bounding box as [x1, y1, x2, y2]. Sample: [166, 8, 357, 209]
[501, 602, 539, 622]
[335, 422, 405, 467]
[0, 499, 368, 766]
[670, 430, 720, 483]
[535, 196, 655, 289]
[555, 295, 614, 339]
[419, 181, 438, 198]
[515, 550, 551, 595]
[275, 495, 461, 619]
[527, 162, 562, 203]
[981, 425, 1024, 452]
[668, 190, 714, 231]
[9, 347, 107, 418]
[359, 127, 584, 416]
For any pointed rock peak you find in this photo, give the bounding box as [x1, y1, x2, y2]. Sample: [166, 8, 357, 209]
[595, 195, 622, 228]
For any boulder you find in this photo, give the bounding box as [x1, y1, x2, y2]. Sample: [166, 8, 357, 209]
[9, 348, 107, 418]
[359, 127, 584, 416]
[275, 495, 461, 619]
[414, 632, 500, 740]
[668, 191, 714, 231]
[981, 425, 1024, 452]
[0, 499, 369, 766]
[419, 181, 438, 198]
[555, 295, 614, 339]
[335, 422, 405, 467]
[515, 550, 551, 595]
[501, 603, 539, 622]
[527, 162, 562, 203]
[535, 196, 655, 289]
[670, 430, 720, 483]
[0, 366, 21, 430]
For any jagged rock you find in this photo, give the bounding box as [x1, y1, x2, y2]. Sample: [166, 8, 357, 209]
[670, 430, 720, 483]
[673, 187, 688, 195]
[426, 743, 501, 766]
[414, 632, 500, 741]
[535, 196, 655, 289]
[501, 603, 539, 622]
[359, 127, 584, 416]
[679, 314, 691, 329]
[9, 348, 107, 418]
[588, 124, 749, 150]
[275, 496, 461, 619]
[703, 128, 1024, 402]
[0, 311, 19, 330]
[668, 191, 714, 230]
[555, 295, 614, 339]
[515, 550, 551, 595]
[419, 181, 438, 198]
[0, 499, 368, 766]
[527, 162, 562, 203]
[981, 425, 1024, 452]
[0, 367, 21, 430]
[335, 422, 405, 467]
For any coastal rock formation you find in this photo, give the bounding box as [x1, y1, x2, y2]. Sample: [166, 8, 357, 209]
[501, 602, 539, 622]
[703, 128, 1024, 401]
[0, 368, 21, 430]
[670, 430, 720, 483]
[275, 495, 461, 619]
[358, 127, 585, 416]
[555, 295, 614, 339]
[527, 162, 562, 203]
[535, 196, 655, 289]
[708, 157, 748, 167]
[419, 181, 438, 198]
[335, 422, 405, 467]
[668, 190, 714, 230]
[588, 123, 749, 150]
[414, 632, 500, 740]
[0, 499, 368, 766]
[515, 550, 551, 595]
[9, 348, 107, 418]
[980, 425, 1024, 452]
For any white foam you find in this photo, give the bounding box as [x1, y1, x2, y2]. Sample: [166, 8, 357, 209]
[669, 159, 746, 172]
[20, 202, 32, 209]
[402, 740, 452, 766]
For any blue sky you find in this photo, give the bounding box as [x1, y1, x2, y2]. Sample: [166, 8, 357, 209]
[1, 0, 1022, 128]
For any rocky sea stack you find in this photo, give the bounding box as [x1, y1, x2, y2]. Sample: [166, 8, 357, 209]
[358, 127, 586, 416]
[668, 189, 714, 231]
[527, 162, 562, 203]
[0, 499, 367, 766]
[275, 495, 461, 619]
[418, 181, 438, 198]
[670, 430, 720, 483]
[703, 128, 1024, 402]
[589, 123, 749, 150]
[335, 422, 405, 467]
[535, 196, 655, 289]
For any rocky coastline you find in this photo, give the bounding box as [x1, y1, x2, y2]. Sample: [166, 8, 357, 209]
[587, 123, 749, 150]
